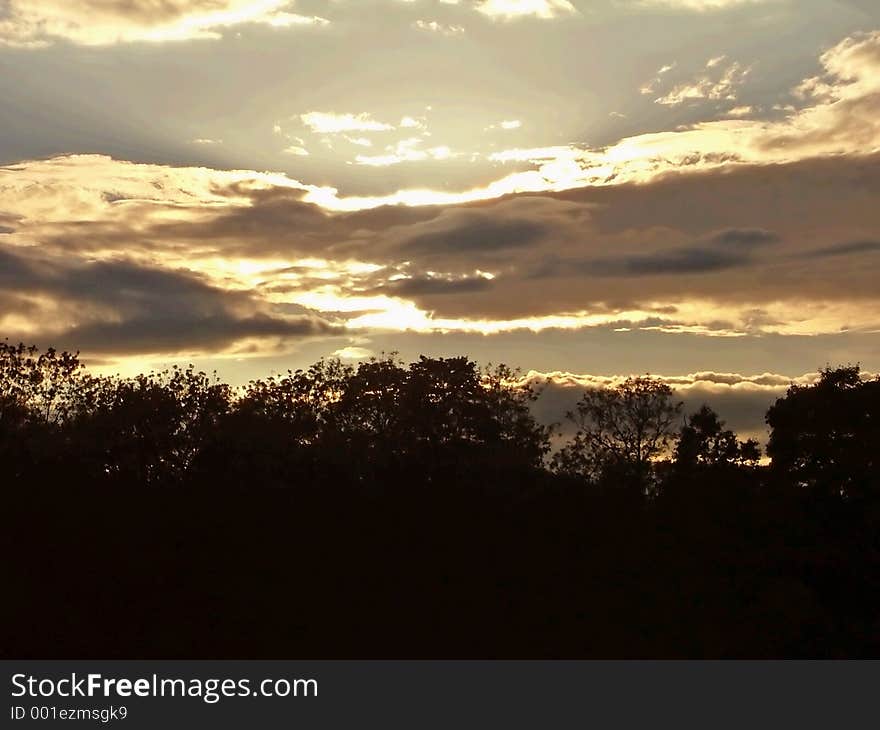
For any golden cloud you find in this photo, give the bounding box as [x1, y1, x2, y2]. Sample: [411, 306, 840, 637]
[3, 32, 880, 362]
[0, 0, 327, 47]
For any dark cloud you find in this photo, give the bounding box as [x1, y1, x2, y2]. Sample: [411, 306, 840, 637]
[564, 153, 880, 237]
[144, 189, 337, 256]
[711, 228, 780, 248]
[591, 245, 746, 276]
[531, 228, 779, 278]
[52, 312, 339, 356]
[101, 192, 131, 203]
[373, 275, 494, 297]
[79, 185, 449, 261]
[399, 216, 549, 255]
[805, 240, 880, 258]
[369, 196, 591, 268]
[6, 152, 880, 328]
[0, 245, 341, 356]
[0, 246, 32, 281]
[1, 248, 251, 317]
[0, 211, 21, 235]
[445, 154, 880, 319]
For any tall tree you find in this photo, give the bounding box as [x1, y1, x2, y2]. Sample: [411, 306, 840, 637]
[553, 376, 682, 492]
[766, 366, 880, 499]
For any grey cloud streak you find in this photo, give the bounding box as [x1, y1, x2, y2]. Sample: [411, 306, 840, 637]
[804, 239, 880, 258]
[557, 227, 781, 277]
[53, 312, 338, 356]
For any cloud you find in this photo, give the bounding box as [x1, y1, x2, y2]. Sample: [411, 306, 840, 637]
[654, 59, 751, 105]
[0, 0, 328, 48]
[640, 61, 676, 94]
[486, 119, 523, 131]
[527, 366, 875, 444]
[0, 212, 19, 235]
[300, 112, 395, 134]
[589, 245, 755, 276]
[344, 137, 373, 147]
[526, 368, 821, 443]
[389, 196, 587, 259]
[712, 228, 780, 248]
[0, 244, 340, 357]
[401, 216, 548, 254]
[726, 105, 755, 118]
[2, 128, 880, 351]
[399, 116, 427, 129]
[532, 229, 780, 278]
[477, 32, 880, 200]
[474, 0, 578, 20]
[58, 312, 336, 357]
[413, 19, 466, 34]
[355, 138, 455, 166]
[330, 155, 880, 332]
[283, 145, 310, 156]
[0, 154, 318, 223]
[634, 0, 775, 10]
[804, 240, 880, 259]
[374, 274, 495, 296]
[253, 30, 879, 214]
[333, 346, 374, 360]
[3, 7, 879, 380]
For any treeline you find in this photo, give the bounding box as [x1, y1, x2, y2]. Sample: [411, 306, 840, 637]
[1, 344, 549, 490]
[3, 341, 880, 658]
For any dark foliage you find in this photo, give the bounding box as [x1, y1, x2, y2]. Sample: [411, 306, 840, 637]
[2, 341, 880, 658]
[767, 366, 880, 500]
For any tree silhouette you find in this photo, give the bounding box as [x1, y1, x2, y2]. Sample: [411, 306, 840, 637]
[196, 358, 351, 488]
[66, 365, 230, 487]
[675, 404, 761, 469]
[553, 376, 682, 492]
[5, 342, 880, 659]
[1, 341, 83, 481]
[766, 365, 880, 499]
[0, 341, 82, 426]
[322, 355, 550, 485]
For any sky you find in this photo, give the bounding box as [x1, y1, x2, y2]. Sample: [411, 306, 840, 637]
[2, 0, 880, 439]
